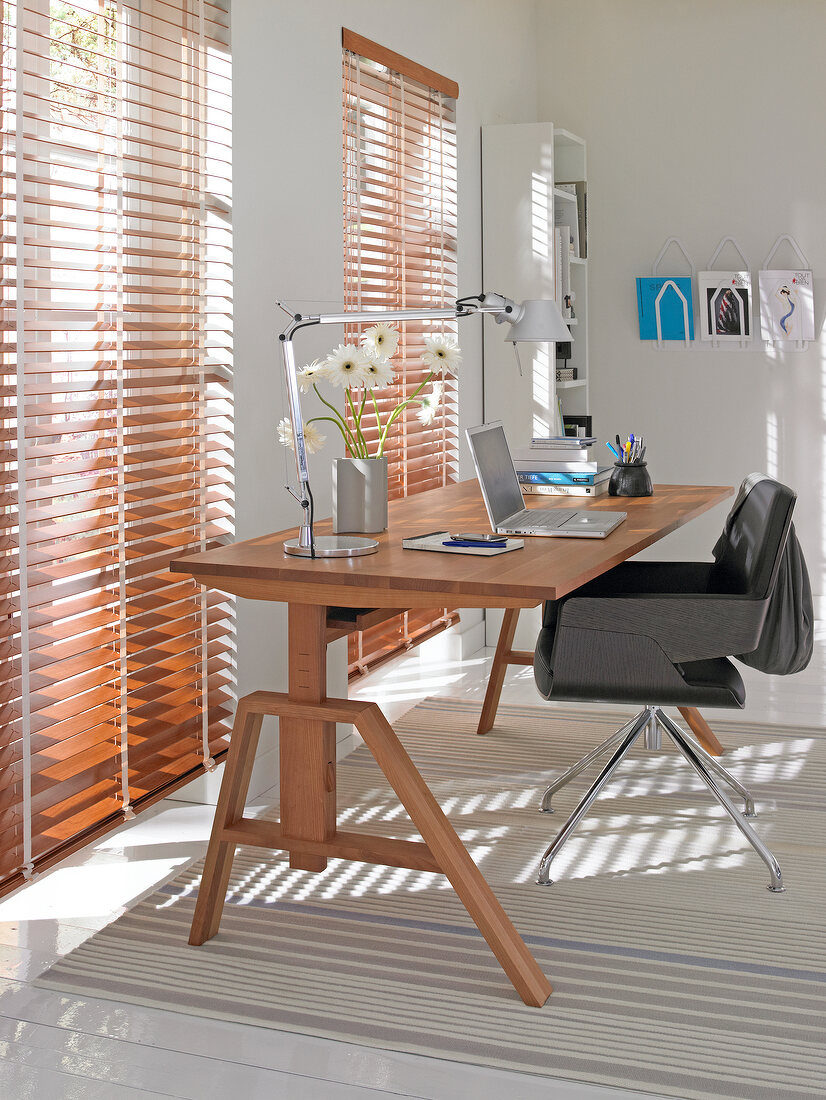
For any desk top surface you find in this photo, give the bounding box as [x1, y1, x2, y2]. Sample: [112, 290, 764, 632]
[171, 480, 733, 609]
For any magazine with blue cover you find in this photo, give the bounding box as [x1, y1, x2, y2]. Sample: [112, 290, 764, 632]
[636, 276, 694, 340]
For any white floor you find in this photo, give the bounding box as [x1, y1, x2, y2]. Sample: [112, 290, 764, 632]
[0, 628, 822, 1100]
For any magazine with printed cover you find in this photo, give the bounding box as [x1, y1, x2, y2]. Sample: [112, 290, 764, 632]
[636, 276, 694, 341]
[698, 271, 753, 341]
[759, 269, 814, 341]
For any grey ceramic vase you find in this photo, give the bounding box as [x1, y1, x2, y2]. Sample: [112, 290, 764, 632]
[332, 457, 389, 533]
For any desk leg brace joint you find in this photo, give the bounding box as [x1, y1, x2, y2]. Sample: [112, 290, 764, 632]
[188, 690, 552, 1007]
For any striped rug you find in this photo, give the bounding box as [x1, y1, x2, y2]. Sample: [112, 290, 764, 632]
[37, 700, 826, 1099]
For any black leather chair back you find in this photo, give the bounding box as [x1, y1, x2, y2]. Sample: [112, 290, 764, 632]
[708, 477, 796, 599]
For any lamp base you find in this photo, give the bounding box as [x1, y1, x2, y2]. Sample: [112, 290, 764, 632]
[283, 534, 379, 558]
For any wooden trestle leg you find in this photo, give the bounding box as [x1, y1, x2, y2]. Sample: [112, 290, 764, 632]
[188, 675, 552, 1006]
[677, 707, 726, 756]
[189, 699, 263, 946]
[479, 609, 726, 756]
[477, 608, 522, 735]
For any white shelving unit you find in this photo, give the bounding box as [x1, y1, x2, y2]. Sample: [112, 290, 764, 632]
[551, 129, 588, 418]
[480, 122, 589, 648]
[481, 122, 588, 441]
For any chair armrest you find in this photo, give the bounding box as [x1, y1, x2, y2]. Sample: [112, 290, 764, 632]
[558, 592, 767, 663]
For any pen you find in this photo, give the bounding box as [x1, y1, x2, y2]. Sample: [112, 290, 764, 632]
[606, 441, 620, 459]
[443, 539, 507, 548]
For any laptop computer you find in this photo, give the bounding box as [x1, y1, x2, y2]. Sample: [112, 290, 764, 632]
[466, 422, 627, 538]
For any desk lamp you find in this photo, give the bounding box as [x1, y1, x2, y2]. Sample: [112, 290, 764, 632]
[277, 293, 572, 558]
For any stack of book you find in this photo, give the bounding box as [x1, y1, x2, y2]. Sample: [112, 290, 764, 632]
[513, 436, 612, 497]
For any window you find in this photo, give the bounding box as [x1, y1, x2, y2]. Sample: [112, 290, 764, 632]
[342, 29, 458, 675]
[0, 0, 233, 896]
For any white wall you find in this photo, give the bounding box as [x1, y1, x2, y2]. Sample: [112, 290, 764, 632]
[537, 0, 826, 593]
[225, 0, 540, 796]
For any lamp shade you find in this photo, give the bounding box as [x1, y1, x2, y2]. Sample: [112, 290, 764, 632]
[506, 298, 573, 343]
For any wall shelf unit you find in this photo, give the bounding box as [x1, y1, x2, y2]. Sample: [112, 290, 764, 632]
[481, 122, 589, 649]
[481, 122, 588, 442]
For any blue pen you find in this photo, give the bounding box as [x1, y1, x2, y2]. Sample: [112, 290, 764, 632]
[443, 539, 506, 549]
[606, 441, 620, 459]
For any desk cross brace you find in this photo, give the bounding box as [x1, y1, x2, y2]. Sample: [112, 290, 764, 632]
[188, 688, 552, 1008]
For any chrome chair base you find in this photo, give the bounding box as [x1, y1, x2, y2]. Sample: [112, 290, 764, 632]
[537, 705, 784, 893]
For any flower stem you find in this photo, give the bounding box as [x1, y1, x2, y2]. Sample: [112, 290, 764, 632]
[346, 387, 369, 458]
[377, 373, 433, 455]
[370, 389, 384, 456]
[312, 384, 359, 454]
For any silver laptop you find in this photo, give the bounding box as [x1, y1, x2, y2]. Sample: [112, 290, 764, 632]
[466, 422, 626, 538]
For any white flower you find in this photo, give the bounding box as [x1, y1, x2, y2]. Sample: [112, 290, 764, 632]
[416, 380, 443, 426]
[421, 334, 461, 376]
[295, 359, 326, 393]
[302, 421, 326, 453]
[362, 355, 395, 389]
[323, 344, 371, 388]
[277, 417, 326, 454]
[362, 322, 399, 360]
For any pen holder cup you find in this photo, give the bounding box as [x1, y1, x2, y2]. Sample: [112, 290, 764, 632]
[609, 461, 653, 497]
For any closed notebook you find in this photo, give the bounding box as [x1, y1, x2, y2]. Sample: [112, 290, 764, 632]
[402, 531, 523, 555]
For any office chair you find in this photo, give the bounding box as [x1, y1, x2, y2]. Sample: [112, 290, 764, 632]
[533, 475, 798, 892]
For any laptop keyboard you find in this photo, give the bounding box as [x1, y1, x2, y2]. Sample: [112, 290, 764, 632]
[507, 508, 576, 530]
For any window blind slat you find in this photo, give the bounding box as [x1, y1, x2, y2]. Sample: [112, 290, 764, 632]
[0, 0, 234, 898]
[342, 45, 458, 676]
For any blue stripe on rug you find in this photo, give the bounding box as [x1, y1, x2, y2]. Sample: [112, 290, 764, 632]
[159, 884, 826, 985]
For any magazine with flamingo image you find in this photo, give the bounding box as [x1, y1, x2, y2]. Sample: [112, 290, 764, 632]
[759, 270, 814, 341]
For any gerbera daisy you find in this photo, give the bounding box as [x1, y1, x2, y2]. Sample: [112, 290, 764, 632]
[277, 417, 326, 454]
[295, 359, 326, 393]
[421, 334, 461, 376]
[362, 356, 395, 389]
[361, 322, 399, 360]
[323, 344, 371, 388]
[416, 380, 443, 426]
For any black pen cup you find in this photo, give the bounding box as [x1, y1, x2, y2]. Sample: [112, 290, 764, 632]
[609, 461, 653, 497]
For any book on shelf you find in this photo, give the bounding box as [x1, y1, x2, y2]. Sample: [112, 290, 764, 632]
[562, 414, 593, 439]
[517, 467, 612, 487]
[530, 435, 597, 446]
[554, 197, 579, 258]
[515, 450, 592, 465]
[558, 180, 587, 259]
[522, 481, 609, 497]
[513, 453, 593, 468]
[514, 441, 595, 464]
[514, 457, 599, 473]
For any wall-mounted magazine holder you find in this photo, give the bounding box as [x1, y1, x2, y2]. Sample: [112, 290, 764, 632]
[760, 235, 813, 352]
[640, 237, 695, 349]
[699, 237, 752, 350]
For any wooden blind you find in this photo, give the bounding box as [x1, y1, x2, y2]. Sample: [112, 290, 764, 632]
[342, 32, 459, 676]
[0, 0, 234, 896]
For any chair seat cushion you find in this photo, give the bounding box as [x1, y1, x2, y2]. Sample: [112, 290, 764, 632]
[534, 626, 746, 708]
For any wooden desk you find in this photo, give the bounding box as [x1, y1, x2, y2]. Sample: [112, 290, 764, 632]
[172, 480, 731, 1007]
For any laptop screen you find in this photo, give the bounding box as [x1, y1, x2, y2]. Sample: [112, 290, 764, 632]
[466, 422, 525, 526]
